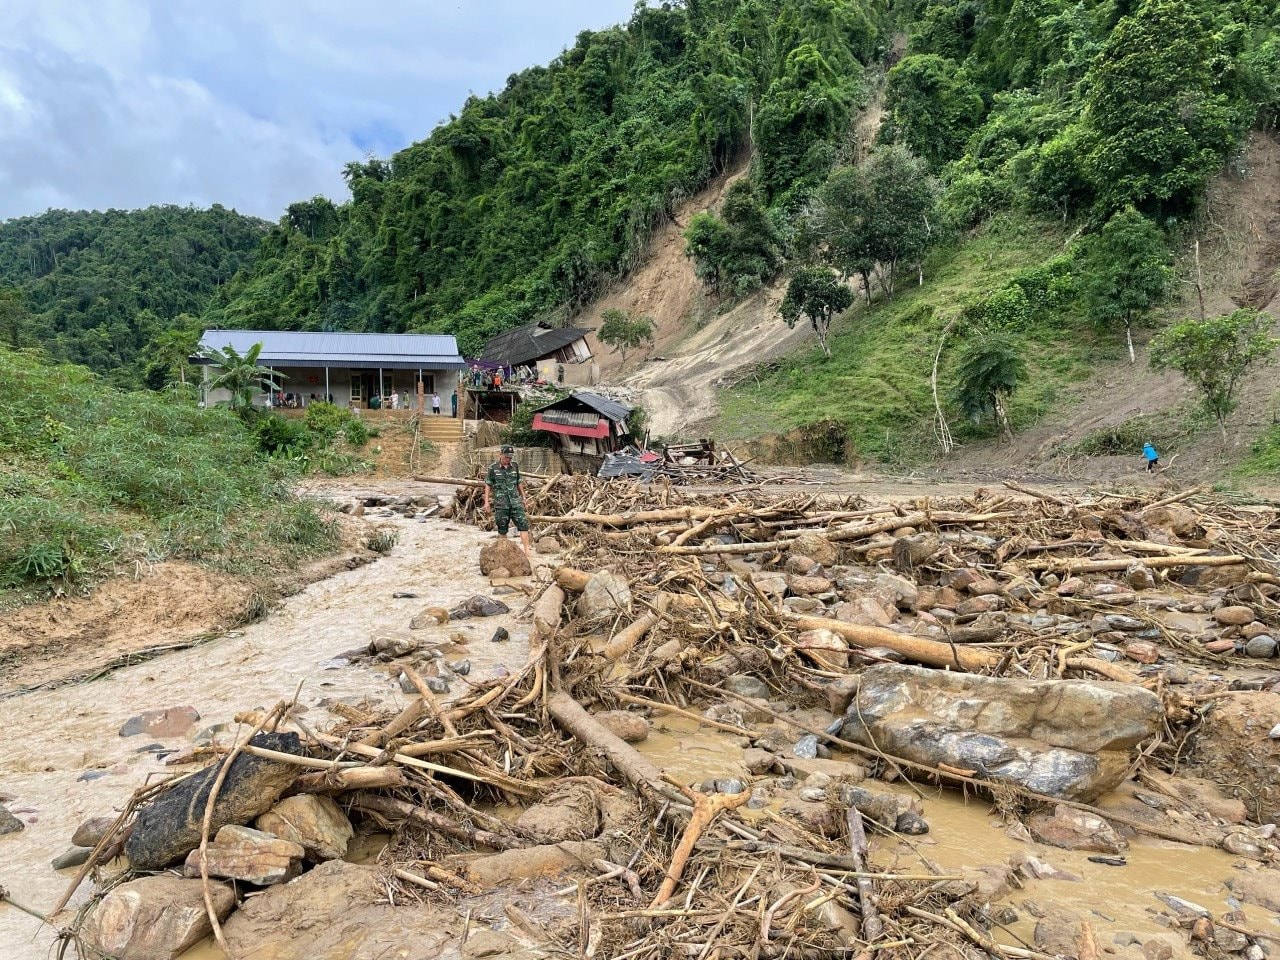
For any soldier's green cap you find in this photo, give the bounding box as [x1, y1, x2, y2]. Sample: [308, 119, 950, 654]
[500, 445, 515, 455]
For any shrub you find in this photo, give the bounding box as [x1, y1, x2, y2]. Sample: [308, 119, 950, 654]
[342, 418, 372, 447]
[0, 346, 337, 599]
[304, 400, 354, 438]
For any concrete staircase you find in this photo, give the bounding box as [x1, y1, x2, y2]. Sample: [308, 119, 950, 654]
[416, 415, 464, 445]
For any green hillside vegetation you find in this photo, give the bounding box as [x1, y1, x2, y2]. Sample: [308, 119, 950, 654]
[711, 0, 1279, 461]
[3, 0, 1278, 470]
[0, 346, 337, 605]
[205, 0, 883, 354]
[0, 205, 267, 381]
[719, 217, 1099, 459]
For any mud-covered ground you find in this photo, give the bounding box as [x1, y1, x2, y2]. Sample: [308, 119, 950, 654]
[2, 477, 1278, 960]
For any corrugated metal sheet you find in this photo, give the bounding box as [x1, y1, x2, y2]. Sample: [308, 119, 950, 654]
[598, 452, 657, 480]
[197, 329, 466, 368]
[533, 390, 632, 424]
[538, 410, 600, 428]
[480, 322, 592, 365]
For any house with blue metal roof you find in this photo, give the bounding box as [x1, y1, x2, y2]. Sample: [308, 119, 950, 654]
[195, 329, 467, 409]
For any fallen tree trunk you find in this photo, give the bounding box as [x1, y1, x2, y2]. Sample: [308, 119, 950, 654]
[352, 793, 524, 850]
[1026, 554, 1247, 574]
[533, 584, 566, 639]
[547, 691, 668, 800]
[531, 506, 726, 528]
[554, 566, 592, 592]
[846, 806, 884, 942]
[789, 615, 999, 672]
[295, 765, 408, 794]
[602, 594, 669, 661]
[787, 615, 1138, 682]
[360, 698, 427, 748]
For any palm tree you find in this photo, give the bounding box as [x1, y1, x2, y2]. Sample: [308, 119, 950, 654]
[201, 342, 282, 409]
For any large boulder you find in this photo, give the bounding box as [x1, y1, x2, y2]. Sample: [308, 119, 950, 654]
[1028, 805, 1128, 853]
[125, 731, 304, 869]
[594, 710, 651, 744]
[118, 706, 201, 738]
[840, 665, 1162, 801]
[790, 532, 838, 566]
[0, 803, 24, 835]
[576, 570, 633, 619]
[255, 794, 353, 861]
[83, 875, 235, 960]
[1186, 692, 1280, 825]
[1225, 868, 1280, 913]
[468, 839, 608, 888]
[479, 538, 531, 577]
[224, 860, 456, 960]
[182, 825, 305, 885]
[513, 781, 602, 842]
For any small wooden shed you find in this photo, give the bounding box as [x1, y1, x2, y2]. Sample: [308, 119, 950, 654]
[530, 391, 633, 474]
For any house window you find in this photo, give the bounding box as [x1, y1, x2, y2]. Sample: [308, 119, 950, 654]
[350, 375, 364, 402]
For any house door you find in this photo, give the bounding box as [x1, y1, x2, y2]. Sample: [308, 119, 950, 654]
[350, 373, 378, 407]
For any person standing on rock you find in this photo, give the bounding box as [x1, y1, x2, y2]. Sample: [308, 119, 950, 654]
[484, 444, 532, 557]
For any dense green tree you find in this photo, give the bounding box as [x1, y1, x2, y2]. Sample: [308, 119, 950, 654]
[683, 181, 784, 301]
[1080, 0, 1243, 217]
[1241, 37, 1280, 130]
[860, 147, 941, 298]
[810, 165, 876, 301]
[951, 333, 1027, 441]
[0, 206, 266, 377]
[597, 308, 656, 365]
[683, 212, 733, 299]
[140, 316, 202, 390]
[754, 43, 861, 202]
[810, 146, 939, 301]
[884, 55, 985, 168]
[0, 288, 31, 347]
[1150, 309, 1279, 442]
[780, 266, 853, 356]
[1075, 207, 1171, 363]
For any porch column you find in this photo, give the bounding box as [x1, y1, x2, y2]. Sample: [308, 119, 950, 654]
[379, 368, 384, 405]
[324, 366, 329, 402]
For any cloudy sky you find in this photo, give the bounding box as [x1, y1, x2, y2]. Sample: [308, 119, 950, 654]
[0, 1, 637, 222]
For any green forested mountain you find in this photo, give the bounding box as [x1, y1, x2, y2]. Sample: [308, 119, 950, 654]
[5, 0, 1279, 389]
[0, 205, 268, 377]
[205, 0, 1279, 358]
[206, 0, 884, 353]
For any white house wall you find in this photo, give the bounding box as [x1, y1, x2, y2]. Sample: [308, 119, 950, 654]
[203, 365, 462, 410]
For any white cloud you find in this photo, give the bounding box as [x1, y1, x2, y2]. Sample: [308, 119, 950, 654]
[0, 0, 637, 220]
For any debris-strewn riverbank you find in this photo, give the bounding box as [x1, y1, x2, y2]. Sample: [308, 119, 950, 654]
[3, 478, 1279, 960]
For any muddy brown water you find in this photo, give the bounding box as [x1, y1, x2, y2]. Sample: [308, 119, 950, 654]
[0, 487, 1273, 958]
[0, 496, 536, 958]
[635, 718, 1276, 949]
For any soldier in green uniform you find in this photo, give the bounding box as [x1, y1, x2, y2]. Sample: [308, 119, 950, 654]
[484, 444, 532, 556]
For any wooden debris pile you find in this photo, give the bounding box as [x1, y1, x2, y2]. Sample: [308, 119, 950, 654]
[55, 478, 1280, 960]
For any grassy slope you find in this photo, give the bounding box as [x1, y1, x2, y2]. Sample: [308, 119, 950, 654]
[717, 217, 1106, 463]
[0, 347, 338, 606]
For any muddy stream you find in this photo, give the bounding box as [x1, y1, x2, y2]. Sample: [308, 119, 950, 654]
[0, 487, 1272, 958]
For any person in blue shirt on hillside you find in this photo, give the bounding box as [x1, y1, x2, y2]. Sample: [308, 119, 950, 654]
[1142, 442, 1160, 473]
